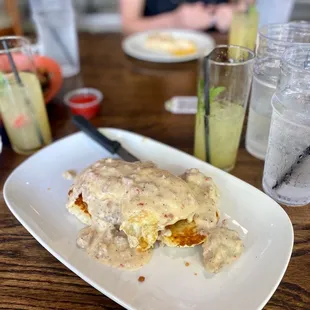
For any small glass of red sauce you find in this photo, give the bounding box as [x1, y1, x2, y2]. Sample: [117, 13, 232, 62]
[64, 88, 103, 119]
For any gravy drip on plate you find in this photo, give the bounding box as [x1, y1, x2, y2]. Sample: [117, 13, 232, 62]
[62, 170, 77, 180]
[181, 168, 220, 230]
[77, 223, 152, 270]
[202, 227, 244, 273]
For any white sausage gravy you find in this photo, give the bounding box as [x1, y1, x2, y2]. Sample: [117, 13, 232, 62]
[67, 159, 243, 272]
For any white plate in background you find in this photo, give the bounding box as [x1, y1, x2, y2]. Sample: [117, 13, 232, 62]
[122, 29, 215, 63]
[4, 128, 293, 310]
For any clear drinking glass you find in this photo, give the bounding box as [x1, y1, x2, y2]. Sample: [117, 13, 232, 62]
[0, 36, 52, 154]
[30, 0, 80, 78]
[194, 45, 255, 171]
[263, 46, 310, 206]
[245, 22, 310, 160]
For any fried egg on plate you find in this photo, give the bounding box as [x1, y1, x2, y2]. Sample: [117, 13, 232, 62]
[145, 32, 197, 56]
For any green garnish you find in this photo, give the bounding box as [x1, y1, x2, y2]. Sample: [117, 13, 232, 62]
[198, 81, 225, 102]
[197, 81, 225, 110]
[194, 82, 226, 161]
[209, 86, 225, 103]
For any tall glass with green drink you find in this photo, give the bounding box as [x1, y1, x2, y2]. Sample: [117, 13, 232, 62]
[194, 45, 254, 171]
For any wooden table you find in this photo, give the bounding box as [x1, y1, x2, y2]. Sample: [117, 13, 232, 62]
[0, 32, 309, 310]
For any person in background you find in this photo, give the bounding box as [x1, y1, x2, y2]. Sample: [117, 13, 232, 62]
[120, 0, 252, 34]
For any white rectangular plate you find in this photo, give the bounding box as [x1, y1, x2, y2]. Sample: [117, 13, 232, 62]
[4, 128, 293, 310]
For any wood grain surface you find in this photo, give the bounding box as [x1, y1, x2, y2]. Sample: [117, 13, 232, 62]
[0, 32, 309, 310]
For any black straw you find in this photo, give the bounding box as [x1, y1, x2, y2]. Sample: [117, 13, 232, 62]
[2, 40, 23, 85]
[203, 54, 211, 162]
[2, 39, 45, 146]
[203, 55, 210, 116]
[272, 145, 310, 190]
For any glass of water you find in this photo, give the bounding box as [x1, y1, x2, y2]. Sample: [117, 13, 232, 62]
[245, 22, 310, 160]
[263, 46, 310, 206]
[29, 0, 80, 78]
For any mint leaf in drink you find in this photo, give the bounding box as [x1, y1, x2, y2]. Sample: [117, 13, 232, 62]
[209, 86, 225, 102]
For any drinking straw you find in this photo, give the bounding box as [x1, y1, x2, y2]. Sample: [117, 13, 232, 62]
[272, 146, 310, 190]
[2, 39, 45, 146]
[203, 54, 210, 162]
[304, 50, 310, 69]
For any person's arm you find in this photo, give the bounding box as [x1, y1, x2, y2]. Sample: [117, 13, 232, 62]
[120, 0, 178, 34]
[120, 0, 215, 34]
[214, 0, 256, 33]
